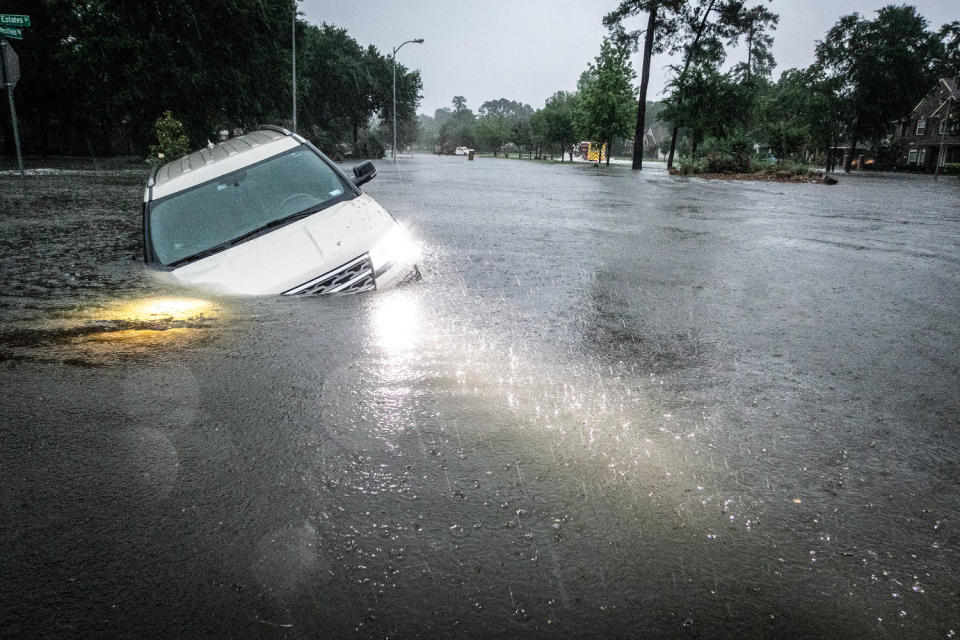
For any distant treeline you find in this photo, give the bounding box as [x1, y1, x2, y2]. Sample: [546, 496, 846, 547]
[0, 1, 421, 158]
[416, 2, 959, 172]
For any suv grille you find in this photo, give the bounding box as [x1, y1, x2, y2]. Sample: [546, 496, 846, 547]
[283, 254, 375, 296]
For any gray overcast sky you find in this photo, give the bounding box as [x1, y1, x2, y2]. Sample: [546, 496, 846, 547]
[299, 1, 958, 117]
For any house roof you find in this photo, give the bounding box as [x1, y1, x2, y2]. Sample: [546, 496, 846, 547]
[931, 77, 959, 116]
[912, 77, 959, 116]
[944, 77, 959, 97]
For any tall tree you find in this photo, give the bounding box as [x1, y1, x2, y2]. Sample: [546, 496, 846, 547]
[729, 4, 779, 82]
[659, 1, 777, 168]
[576, 40, 637, 166]
[1, 1, 420, 156]
[815, 5, 941, 171]
[511, 117, 534, 159]
[758, 66, 845, 169]
[605, 0, 688, 170]
[935, 21, 960, 78]
[664, 0, 721, 169]
[660, 64, 752, 156]
[538, 91, 580, 161]
[439, 96, 476, 148]
[476, 99, 531, 156]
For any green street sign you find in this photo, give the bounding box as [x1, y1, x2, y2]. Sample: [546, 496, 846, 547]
[0, 15, 30, 27]
[0, 26, 22, 39]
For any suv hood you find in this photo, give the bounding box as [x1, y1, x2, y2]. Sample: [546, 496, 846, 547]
[168, 193, 395, 295]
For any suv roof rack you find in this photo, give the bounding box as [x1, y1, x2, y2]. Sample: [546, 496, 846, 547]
[258, 124, 292, 136]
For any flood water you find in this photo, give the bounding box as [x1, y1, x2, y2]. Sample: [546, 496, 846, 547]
[2, 158, 959, 638]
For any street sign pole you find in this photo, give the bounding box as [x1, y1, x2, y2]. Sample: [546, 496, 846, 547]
[0, 36, 25, 190]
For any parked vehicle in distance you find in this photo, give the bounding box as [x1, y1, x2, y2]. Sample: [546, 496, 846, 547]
[455, 146, 469, 156]
[142, 126, 420, 296]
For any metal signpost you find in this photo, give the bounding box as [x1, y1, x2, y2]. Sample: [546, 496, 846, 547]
[0, 14, 29, 188]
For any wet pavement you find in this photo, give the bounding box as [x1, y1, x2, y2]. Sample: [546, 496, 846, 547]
[1, 157, 959, 638]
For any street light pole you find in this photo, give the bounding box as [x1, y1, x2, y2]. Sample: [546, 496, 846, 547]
[392, 38, 423, 162]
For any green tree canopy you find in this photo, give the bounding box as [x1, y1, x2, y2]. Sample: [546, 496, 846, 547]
[935, 21, 960, 78]
[604, 0, 689, 169]
[660, 64, 752, 156]
[576, 39, 637, 166]
[815, 4, 942, 169]
[476, 99, 532, 156]
[439, 97, 476, 148]
[538, 91, 581, 161]
[2, 1, 421, 157]
[729, 4, 779, 82]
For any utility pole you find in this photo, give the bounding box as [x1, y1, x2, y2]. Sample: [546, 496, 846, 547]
[934, 97, 951, 181]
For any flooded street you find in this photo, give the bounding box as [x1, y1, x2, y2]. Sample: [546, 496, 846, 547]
[2, 158, 959, 638]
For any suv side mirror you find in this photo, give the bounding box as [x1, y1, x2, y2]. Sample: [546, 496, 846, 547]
[352, 160, 377, 187]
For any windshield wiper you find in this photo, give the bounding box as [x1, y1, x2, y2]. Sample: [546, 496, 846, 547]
[228, 208, 319, 247]
[165, 204, 328, 268]
[167, 241, 233, 268]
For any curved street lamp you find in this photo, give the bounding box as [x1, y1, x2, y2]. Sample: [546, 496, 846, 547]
[392, 38, 424, 161]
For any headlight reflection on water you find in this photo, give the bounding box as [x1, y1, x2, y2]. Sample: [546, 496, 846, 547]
[108, 297, 217, 325]
[62, 296, 220, 355]
[371, 292, 421, 355]
[361, 288, 726, 507]
[348, 284, 769, 549]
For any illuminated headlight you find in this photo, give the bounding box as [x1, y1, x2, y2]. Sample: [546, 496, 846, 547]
[370, 224, 419, 275]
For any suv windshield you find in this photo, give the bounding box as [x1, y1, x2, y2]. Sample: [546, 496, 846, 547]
[148, 147, 351, 266]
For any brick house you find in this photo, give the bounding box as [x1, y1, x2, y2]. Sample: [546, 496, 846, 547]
[895, 77, 959, 170]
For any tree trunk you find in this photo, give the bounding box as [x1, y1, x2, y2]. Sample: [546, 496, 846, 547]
[829, 132, 838, 173]
[632, 6, 658, 170]
[668, 125, 679, 168]
[605, 140, 611, 167]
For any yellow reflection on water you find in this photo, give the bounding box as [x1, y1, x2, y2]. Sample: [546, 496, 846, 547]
[107, 297, 216, 323]
[28, 296, 224, 364]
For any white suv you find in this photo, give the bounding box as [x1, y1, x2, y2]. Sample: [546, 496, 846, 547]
[142, 126, 419, 295]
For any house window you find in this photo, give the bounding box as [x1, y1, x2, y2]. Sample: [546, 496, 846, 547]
[940, 118, 948, 134]
[918, 148, 927, 164]
[908, 149, 918, 164]
[916, 119, 926, 135]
